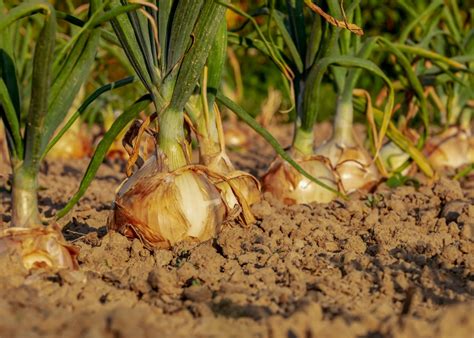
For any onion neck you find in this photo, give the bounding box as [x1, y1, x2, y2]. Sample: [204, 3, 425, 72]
[196, 103, 221, 166]
[459, 109, 471, 132]
[333, 96, 354, 145]
[158, 108, 188, 171]
[11, 164, 41, 228]
[293, 127, 314, 157]
[447, 94, 461, 126]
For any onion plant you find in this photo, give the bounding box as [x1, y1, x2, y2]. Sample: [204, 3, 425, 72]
[421, 1, 473, 169]
[308, 1, 395, 194]
[0, 0, 138, 269]
[226, 0, 395, 203]
[376, 0, 473, 173]
[0, 0, 102, 268]
[97, 0, 333, 246]
[82, 0, 261, 249]
[188, 19, 261, 224]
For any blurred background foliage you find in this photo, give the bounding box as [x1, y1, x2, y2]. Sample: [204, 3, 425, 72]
[223, 0, 473, 127]
[4, 0, 472, 128]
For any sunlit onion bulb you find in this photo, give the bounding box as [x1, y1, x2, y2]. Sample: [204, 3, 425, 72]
[262, 157, 338, 205]
[0, 227, 78, 270]
[426, 127, 474, 169]
[224, 125, 249, 149]
[316, 139, 379, 193]
[47, 86, 90, 159]
[110, 163, 227, 249]
[47, 125, 91, 160]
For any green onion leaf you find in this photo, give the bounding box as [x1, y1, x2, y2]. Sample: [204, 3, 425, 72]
[56, 95, 152, 219]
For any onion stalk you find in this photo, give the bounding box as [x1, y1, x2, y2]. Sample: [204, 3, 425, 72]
[180, 12, 259, 232]
[191, 19, 261, 218]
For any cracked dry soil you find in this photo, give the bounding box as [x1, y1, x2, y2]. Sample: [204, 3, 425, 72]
[0, 124, 473, 338]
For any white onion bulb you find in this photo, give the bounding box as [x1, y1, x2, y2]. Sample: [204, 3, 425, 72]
[110, 162, 227, 249]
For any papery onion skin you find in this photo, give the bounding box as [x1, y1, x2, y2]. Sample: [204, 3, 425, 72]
[215, 176, 260, 209]
[425, 127, 474, 169]
[228, 173, 261, 207]
[262, 157, 338, 205]
[110, 166, 227, 249]
[212, 171, 260, 225]
[316, 140, 379, 194]
[206, 155, 261, 208]
[0, 226, 79, 270]
[203, 153, 261, 221]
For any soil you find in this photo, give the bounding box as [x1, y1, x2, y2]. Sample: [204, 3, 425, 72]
[0, 123, 473, 338]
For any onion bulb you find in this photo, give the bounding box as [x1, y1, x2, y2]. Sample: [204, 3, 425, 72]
[47, 86, 91, 160]
[0, 226, 78, 270]
[109, 159, 229, 249]
[262, 156, 338, 205]
[380, 142, 411, 174]
[425, 126, 474, 169]
[47, 121, 91, 160]
[315, 139, 379, 193]
[223, 124, 250, 149]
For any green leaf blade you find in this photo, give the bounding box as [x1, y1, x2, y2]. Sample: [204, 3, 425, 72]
[56, 95, 151, 219]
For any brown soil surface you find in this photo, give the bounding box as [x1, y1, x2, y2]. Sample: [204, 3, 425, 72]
[0, 123, 473, 338]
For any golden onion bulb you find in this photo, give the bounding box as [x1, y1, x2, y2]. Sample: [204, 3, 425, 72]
[315, 139, 379, 193]
[425, 127, 474, 169]
[262, 156, 338, 205]
[47, 86, 91, 160]
[223, 124, 249, 149]
[0, 226, 78, 270]
[47, 124, 91, 160]
[110, 162, 227, 249]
